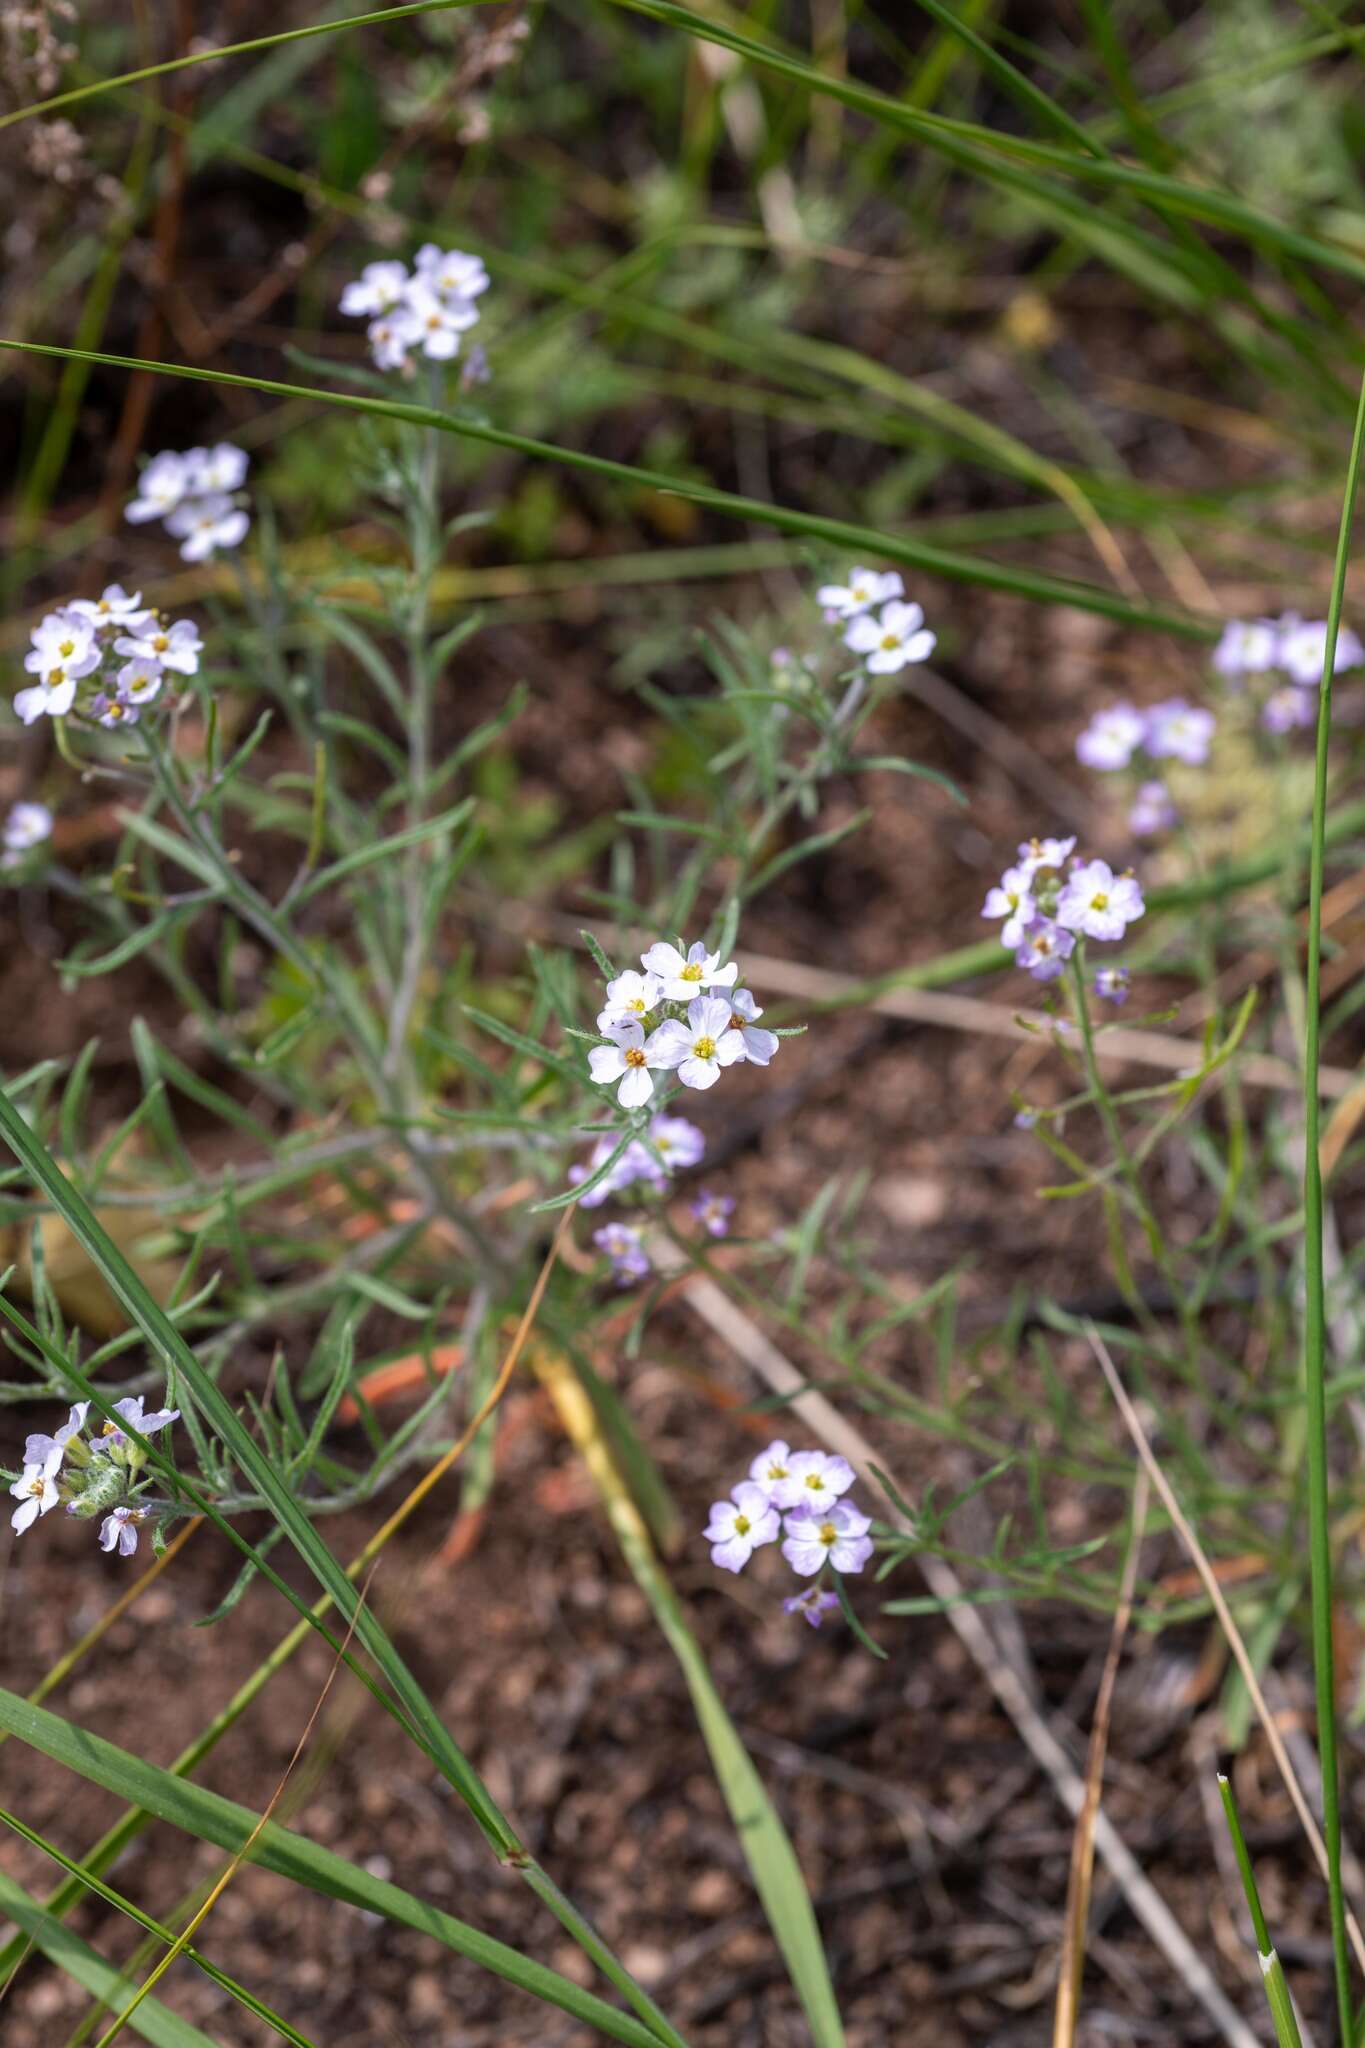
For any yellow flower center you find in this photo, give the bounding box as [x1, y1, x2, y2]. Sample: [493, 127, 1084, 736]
[626, 996, 646, 1013]
[804, 1473, 825, 1491]
[768, 1463, 787, 1480]
[818, 1520, 837, 1546]
[25, 1475, 46, 1497]
[153, 634, 168, 652]
[734, 1513, 750, 1537]
[59, 637, 75, 657]
[1091, 891, 1109, 910]
[880, 633, 898, 650]
[624, 1047, 647, 1068]
[693, 1035, 716, 1060]
[680, 961, 704, 982]
[47, 667, 64, 686]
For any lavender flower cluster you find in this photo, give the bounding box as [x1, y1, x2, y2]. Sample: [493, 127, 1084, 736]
[8, 1395, 178, 1560]
[1213, 610, 1365, 734]
[575, 1113, 737, 1286]
[982, 835, 1144, 987]
[2, 800, 53, 874]
[587, 942, 779, 1109]
[705, 1440, 875, 1628]
[13, 586, 202, 729]
[339, 244, 489, 374]
[126, 443, 250, 562]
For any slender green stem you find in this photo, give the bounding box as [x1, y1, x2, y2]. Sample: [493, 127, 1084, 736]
[1300, 365, 1365, 2048]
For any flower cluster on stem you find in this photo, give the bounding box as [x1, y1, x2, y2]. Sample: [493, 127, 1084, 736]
[982, 834, 1144, 991]
[11, 588, 202, 730]
[7, 1396, 179, 1559]
[704, 1438, 874, 1625]
[126, 444, 250, 561]
[340, 244, 489, 374]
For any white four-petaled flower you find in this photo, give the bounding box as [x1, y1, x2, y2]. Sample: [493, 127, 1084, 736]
[67, 584, 146, 629]
[843, 599, 935, 675]
[597, 969, 664, 1032]
[165, 492, 250, 562]
[99, 1505, 146, 1558]
[982, 865, 1037, 950]
[126, 452, 191, 524]
[646, 996, 745, 1091]
[115, 617, 202, 676]
[703, 1483, 781, 1573]
[1144, 698, 1214, 766]
[9, 1445, 62, 1534]
[640, 941, 738, 1001]
[815, 567, 903, 618]
[588, 1020, 670, 1108]
[1075, 703, 1146, 771]
[1056, 860, 1145, 943]
[3, 802, 54, 855]
[728, 988, 779, 1064]
[781, 1501, 873, 1576]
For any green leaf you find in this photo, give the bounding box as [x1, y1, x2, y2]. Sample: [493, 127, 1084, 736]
[0, 1692, 669, 2048]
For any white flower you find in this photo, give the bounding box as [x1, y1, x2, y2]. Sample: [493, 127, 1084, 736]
[99, 1506, 146, 1558]
[115, 617, 202, 677]
[3, 802, 53, 854]
[645, 996, 745, 1092]
[116, 657, 163, 707]
[24, 1401, 88, 1467]
[26, 610, 97, 673]
[784, 1449, 856, 1511]
[1075, 704, 1146, 771]
[413, 243, 489, 302]
[164, 492, 249, 562]
[815, 567, 903, 618]
[982, 865, 1037, 950]
[183, 443, 249, 495]
[403, 281, 480, 361]
[843, 599, 935, 674]
[15, 646, 99, 724]
[1015, 835, 1075, 877]
[597, 969, 664, 1032]
[703, 1483, 780, 1573]
[340, 259, 411, 317]
[9, 1446, 62, 1534]
[646, 1114, 705, 1171]
[1128, 782, 1176, 836]
[90, 693, 139, 731]
[640, 940, 738, 1001]
[781, 1501, 874, 1576]
[588, 1020, 672, 1108]
[1212, 619, 1278, 679]
[1015, 918, 1074, 982]
[1144, 698, 1214, 766]
[748, 1439, 802, 1508]
[1056, 859, 1145, 942]
[728, 988, 779, 1065]
[96, 1394, 178, 1449]
[367, 311, 417, 371]
[66, 584, 145, 630]
[126, 451, 191, 524]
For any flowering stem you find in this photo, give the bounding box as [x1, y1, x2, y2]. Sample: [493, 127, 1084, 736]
[1300, 368, 1365, 2048]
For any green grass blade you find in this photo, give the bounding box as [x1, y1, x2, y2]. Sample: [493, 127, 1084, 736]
[0, 337, 1211, 638]
[0, 1691, 670, 2048]
[1299, 366, 1365, 2045]
[0, 1869, 218, 2048]
[1, 1808, 324, 2048]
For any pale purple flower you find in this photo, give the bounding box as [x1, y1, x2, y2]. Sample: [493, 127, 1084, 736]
[982, 865, 1037, 950]
[1145, 698, 1214, 766]
[1262, 685, 1317, 735]
[126, 451, 191, 524]
[114, 617, 202, 677]
[588, 1020, 670, 1109]
[816, 567, 903, 618]
[690, 1189, 734, 1238]
[593, 1222, 650, 1286]
[96, 1395, 179, 1450]
[785, 1449, 856, 1512]
[569, 1135, 654, 1207]
[67, 585, 145, 630]
[116, 657, 163, 707]
[640, 941, 738, 1002]
[783, 1586, 840, 1629]
[1093, 965, 1131, 1005]
[1212, 619, 1279, 680]
[1014, 918, 1075, 982]
[781, 1501, 874, 1577]
[597, 969, 664, 1032]
[1015, 835, 1076, 878]
[99, 1506, 147, 1558]
[183, 443, 249, 495]
[9, 1446, 62, 1535]
[339, 259, 411, 317]
[728, 989, 779, 1065]
[89, 693, 139, 731]
[1128, 781, 1176, 837]
[1014, 1108, 1038, 1130]
[17, 612, 100, 722]
[1075, 704, 1146, 771]
[1278, 615, 1365, 686]
[645, 996, 746, 1092]
[647, 1114, 705, 1172]
[1056, 861, 1145, 943]
[24, 1401, 88, 1468]
[413, 243, 490, 302]
[704, 1483, 780, 1573]
[164, 492, 249, 562]
[3, 802, 53, 856]
[843, 599, 935, 675]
